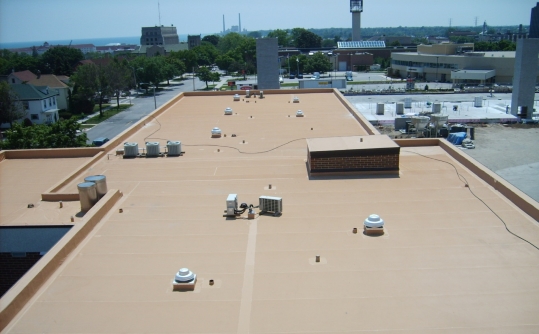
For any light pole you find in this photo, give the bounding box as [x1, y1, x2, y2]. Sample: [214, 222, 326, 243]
[192, 66, 196, 91]
[130, 66, 138, 99]
[287, 54, 290, 77]
[153, 86, 157, 109]
[296, 57, 299, 78]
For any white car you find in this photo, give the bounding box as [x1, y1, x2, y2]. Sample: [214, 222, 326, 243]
[279, 76, 284, 83]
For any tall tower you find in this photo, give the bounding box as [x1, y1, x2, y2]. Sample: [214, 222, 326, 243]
[530, 2, 539, 38]
[239, 13, 242, 34]
[351, 0, 363, 41]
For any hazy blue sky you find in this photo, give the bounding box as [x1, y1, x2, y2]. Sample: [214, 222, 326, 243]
[1, 0, 538, 43]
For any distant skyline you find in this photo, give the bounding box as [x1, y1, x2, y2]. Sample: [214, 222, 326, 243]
[1, 0, 538, 43]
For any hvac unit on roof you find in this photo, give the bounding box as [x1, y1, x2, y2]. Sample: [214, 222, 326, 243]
[123, 142, 139, 158]
[224, 107, 233, 115]
[233, 94, 240, 101]
[146, 142, 160, 157]
[167, 141, 181, 156]
[259, 196, 282, 214]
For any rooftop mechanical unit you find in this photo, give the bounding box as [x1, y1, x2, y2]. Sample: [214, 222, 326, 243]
[293, 96, 300, 103]
[123, 142, 139, 158]
[167, 141, 181, 156]
[296, 110, 304, 117]
[224, 107, 233, 115]
[233, 94, 240, 101]
[259, 196, 282, 214]
[226, 194, 238, 216]
[146, 142, 160, 157]
[246, 90, 250, 98]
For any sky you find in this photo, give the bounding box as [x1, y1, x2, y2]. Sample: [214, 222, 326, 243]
[0, 0, 538, 43]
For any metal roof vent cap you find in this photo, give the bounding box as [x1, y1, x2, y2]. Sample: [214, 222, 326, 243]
[224, 107, 233, 115]
[233, 94, 240, 101]
[211, 127, 222, 136]
[296, 110, 304, 117]
[364, 214, 384, 228]
[175, 268, 196, 283]
[293, 96, 300, 103]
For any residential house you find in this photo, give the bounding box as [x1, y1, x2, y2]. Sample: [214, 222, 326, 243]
[9, 84, 60, 125]
[7, 70, 37, 85]
[28, 74, 71, 110]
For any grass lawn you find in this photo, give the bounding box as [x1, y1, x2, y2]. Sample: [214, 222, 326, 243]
[280, 83, 299, 87]
[200, 84, 217, 91]
[80, 124, 94, 129]
[92, 104, 110, 113]
[83, 105, 131, 124]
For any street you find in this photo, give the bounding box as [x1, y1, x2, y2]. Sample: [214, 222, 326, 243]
[85, 75, 206, 142]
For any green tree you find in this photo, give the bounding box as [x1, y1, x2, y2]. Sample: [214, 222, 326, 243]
[267, 29, 291, 47]
[0, 82, 26, 127]
[40, 46, 84, 75]
[217, 33, 245, 54]
[107, 58, 132, 109]
[71, 63, 110, 116]
[196, 67, 214, 89]
[304, 52, 332, 73]
[192, 42, 219, 66]
[169, 49, 198, 72]
[2, 118, 88, 149]
[295, 29, 322, 48]
[248, 31, 261, 38]
[164, 57, 186, 83]
[215, 54, 235, 74]
[202, 35, 220, 46]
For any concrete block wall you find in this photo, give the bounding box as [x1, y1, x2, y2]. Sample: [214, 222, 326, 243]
[256, 38, 279, 89]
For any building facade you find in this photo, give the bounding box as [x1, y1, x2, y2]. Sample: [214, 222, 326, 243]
[9, 84, 60, 125]
[140, 26, 180, 46]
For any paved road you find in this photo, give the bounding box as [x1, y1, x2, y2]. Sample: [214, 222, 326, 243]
[85, 76, 205, 143]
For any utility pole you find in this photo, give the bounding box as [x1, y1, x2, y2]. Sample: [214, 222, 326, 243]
[192, 66, 195, 91]
[153, 86, 156, 109]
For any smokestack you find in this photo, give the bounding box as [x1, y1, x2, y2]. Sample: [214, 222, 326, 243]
[239, 13, 241, 33]
[223, 15, 225, 35]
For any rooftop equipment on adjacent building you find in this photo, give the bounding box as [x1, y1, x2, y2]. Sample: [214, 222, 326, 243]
[364, 214, 384, 235]
[224, 107, 233, 115]
[411, 116, 430, 137]
[123, 142, 139, 158]
[474, 96, 483, 107]
[84, 175, 107, 200]
[259, 196, 282, 214]
[146, 142, 160, 157]
[396, 102, 404, 115]
[376, 103, 385, 115]
[167, 141, 181, 156]
[404, 98, 412, 108]
[432, 102, 442, 113]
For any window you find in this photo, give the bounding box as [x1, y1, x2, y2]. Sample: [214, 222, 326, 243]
[31, 114, 39, 120]
[11, 78, 15, 83]
[43, 101, 46, 108]
[23, 101, 29, 109]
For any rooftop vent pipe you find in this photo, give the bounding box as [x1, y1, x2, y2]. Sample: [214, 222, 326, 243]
[224, 107, 233, 115]
[233, 94, 240, 101]
[77, 182, 97, 212]
[84, 175, 107, 200]
[364, 214, 384, 235]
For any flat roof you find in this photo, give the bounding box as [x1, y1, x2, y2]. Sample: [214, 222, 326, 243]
[307, 135, 398, 152]
[2, 90, 539, 333]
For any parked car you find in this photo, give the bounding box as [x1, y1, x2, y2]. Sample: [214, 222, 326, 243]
[92, 137, 109, 147]
[297, 73, 304, 79]
[312, 72, 320, 80]
[289, 74, 295, 79]
[345, 71, 353, 81]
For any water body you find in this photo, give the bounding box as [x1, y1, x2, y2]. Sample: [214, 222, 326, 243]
[0, 34, 193, 49]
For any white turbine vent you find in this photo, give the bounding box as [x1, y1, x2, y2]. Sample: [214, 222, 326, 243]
[175, 268, 195, 282]
[293, 96, 300, 103]
[364, 214, 384, 228]
[296, 110, 304, 117]
[224, 107, 233, 115]
[233, 94, 240, 101]
[123, 142, 139, 157]
[146, 142, 160, 157]
[259, 196, 283, 213]
[212, 127, 222, 136]
[167, 141, 181, 156]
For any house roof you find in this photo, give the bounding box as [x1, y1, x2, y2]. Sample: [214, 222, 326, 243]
[10, 70, 37, 82]
[28, 74, 68, 89]
[10, 84, 59, 100]
[1, 90, 539, 333]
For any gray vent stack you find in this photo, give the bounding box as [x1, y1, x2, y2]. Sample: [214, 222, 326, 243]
[124, 142, 139, 158]
[77, 182, 98, 212]
[432, 103, 442, 113]
[167, 141, 181, 156]
[84, 175, 107, 200]
[404, 98, 412, 108]
[146, 142, 160, 157]
[474, 97, 483, 107]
